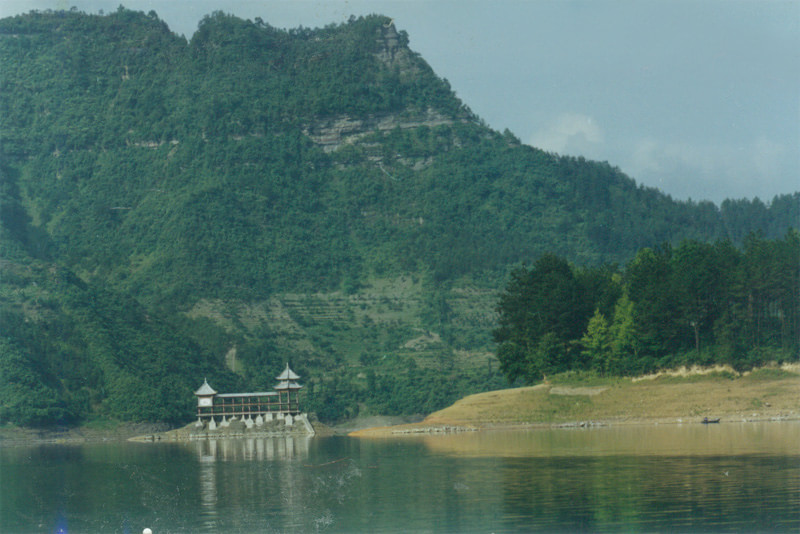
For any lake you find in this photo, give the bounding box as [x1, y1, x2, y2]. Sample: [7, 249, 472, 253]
[1, 422, 798, 533]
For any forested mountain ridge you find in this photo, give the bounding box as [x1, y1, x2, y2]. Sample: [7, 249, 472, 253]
[1, 8, 797, 426]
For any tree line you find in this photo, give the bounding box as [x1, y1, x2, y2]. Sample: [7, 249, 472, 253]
[494, 232, 800, 383]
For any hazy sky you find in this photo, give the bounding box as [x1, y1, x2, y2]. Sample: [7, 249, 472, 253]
[2, 0, 798, 203]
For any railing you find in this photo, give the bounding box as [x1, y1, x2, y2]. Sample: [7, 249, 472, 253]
[197, 392, 301, 419]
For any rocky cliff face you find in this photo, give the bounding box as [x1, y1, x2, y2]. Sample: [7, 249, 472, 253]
[302, 21, 461, 154]
[304, 108, 459, 152]
[374, 20, 417, 76]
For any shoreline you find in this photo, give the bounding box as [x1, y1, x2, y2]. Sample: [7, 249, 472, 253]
[2, 412, 797, 446]
[0, 422, 171, 447]
[0, 416, 333, 447]
[3, 367, 798, 445]
[129, 413, 318, 442]
[349, 413, 800, 438]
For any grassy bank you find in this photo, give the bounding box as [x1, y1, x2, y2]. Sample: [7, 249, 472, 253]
[351, 365, 800, 436]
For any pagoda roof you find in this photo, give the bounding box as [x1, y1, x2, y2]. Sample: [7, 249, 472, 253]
[275, 363, 300, 381]
[194, 379, 217, 396]
[217, 392, 277, 398]
[274, 381, 303, 390]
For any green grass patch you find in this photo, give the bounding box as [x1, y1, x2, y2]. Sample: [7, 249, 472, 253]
[82, 417, 123, 431]
[650, 370, 738, 384]
[549, 371, 621, 387]
[745, 368, 799, 381]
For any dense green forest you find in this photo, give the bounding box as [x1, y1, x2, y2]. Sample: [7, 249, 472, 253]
[494, 232, 800, 383]
[1, 8, 797, 427]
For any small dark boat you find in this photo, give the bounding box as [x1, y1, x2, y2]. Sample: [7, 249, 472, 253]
[701, 417, 720, 424]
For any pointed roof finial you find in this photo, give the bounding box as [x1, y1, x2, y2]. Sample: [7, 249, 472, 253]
[276, 363, 300, 381]
[194, 378, 217, 396]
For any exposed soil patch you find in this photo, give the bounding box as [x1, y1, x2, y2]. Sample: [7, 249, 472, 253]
[352, 368, 800, 437]
[549, 386, 608, 396]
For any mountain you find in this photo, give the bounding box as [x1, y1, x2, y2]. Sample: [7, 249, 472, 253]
[1, 8, 797, 426]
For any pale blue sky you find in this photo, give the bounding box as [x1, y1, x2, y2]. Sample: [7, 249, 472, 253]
[2, 0, 798, 203]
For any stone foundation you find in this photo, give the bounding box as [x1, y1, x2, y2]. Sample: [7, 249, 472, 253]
[186, 413, 315, 440]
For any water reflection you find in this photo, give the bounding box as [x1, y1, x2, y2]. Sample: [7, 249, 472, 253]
[190, 435, 311, 462]
[1, 426, 797, 532]
[184, 437, 314, 532]
[197, 447, 218, 531]
[419, 421, 800, 457]
[497, 454, 800, 532]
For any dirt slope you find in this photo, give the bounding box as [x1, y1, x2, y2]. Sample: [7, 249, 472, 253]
[351, 366, 800, 437]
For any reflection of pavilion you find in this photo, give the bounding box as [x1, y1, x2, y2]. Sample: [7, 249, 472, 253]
[194, 436, 312, 462]
[194, 364, 311, 432]
[193, 435, 312, 531]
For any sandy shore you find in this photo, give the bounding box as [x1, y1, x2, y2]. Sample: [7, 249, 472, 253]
[349, 414, 800, 438]
[351, 368, 800, 437]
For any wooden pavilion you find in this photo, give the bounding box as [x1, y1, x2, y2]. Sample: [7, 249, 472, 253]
[194, 364, 303, 425]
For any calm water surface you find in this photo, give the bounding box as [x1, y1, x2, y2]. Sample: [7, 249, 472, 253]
[1, 422, 798, 533]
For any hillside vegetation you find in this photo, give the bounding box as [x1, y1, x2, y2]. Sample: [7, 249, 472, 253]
[1, 8, 797, 427]
[493, 233, 799, 384]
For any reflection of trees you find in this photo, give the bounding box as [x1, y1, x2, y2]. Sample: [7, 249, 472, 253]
[0, 445, 87, 532]
[1, 443, 203, 532]
[499, 455, 800, 531]
[327, 437, 510, 532]
[4, 436, 797, 532]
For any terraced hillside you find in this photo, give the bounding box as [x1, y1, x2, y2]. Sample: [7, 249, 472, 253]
[186, 275, 499, 373]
